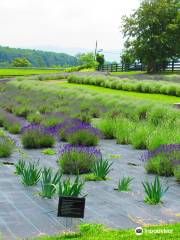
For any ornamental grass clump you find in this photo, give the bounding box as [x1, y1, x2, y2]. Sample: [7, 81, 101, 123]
[66, 122, 101, 146]
[21, 124, 55, 149]
[21, 161, 41, 186]
[142, 176, 169, 205]
[59, 144, 102, 174]
[91, 159, 113, 180]
[40, 167, 62, 198]
[117, 176, 134, 192]
[15, 159, 25, 175]
[141, 144, 180, 177]
[0, 136, 14, 158]
[58, 176, 84, 197]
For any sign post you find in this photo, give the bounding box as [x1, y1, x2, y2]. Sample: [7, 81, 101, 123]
[57, 196, 85, 230]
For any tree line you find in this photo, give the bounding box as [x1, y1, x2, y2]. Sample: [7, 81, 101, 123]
[0, 46, 78, 67]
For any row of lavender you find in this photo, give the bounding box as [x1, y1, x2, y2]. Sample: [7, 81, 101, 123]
[0, 109, 180, 182]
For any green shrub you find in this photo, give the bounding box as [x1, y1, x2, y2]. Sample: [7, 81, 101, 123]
[174, 166, 180, 182]
[4, 121, 21, 134]
[142, 176, 169, 205]
[114, 118, 134, 144]
[27, 112, 42, 124]
[13, 105, 31, 117]
[42, 148, 56, 155]
[145, 155, 174, 176]
[95, 118, 115, 139]
[67, 129, 100, 146]
[0, 136, 14, 157]
[131, 123, 154, 149]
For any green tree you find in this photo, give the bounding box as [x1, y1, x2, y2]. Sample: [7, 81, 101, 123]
[121, 49, 135, 70]
[12, 58, 31, 67]
[122, 0, 180, 73]
[77, 52, 96, 67]
[96, 53, 105, 66]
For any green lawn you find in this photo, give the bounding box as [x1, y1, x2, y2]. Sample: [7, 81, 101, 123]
[0, 68, 63, 77]
[111, 71, 146, 75]
[57, 82, 180, 104]
[34, 223, 180, 240]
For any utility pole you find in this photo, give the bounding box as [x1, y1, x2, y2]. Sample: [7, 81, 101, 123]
[94, 40, 98, 60]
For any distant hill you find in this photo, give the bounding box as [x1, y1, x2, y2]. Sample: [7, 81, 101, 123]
[0, 46, 78, 67]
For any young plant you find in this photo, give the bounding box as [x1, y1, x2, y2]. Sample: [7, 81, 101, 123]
[142, 176, 169, 205]
[0, 136, 14, 158]
[92, 159, 113, 180]
[21, 162, 41, 186]
[117, 176, 133, 192]
[40, 167, 62, 198]
[14, 159, 25, 175]
[42, 148, 56, 155]
[58, 176, 84, 197]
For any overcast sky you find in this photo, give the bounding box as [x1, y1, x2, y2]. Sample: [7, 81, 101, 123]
[0, 0, 140, 61]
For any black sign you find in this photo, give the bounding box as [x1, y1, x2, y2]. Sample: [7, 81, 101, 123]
[57, 196, 85, 218]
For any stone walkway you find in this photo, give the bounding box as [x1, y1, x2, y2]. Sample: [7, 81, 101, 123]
[0, 134, 180, 239]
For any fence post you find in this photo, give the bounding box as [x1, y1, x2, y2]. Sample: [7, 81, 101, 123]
[172, 61, 174, 72]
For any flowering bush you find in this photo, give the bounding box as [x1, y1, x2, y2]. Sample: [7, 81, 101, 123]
[58, 118, 82, 141]
[0, 136, 14, 157]
[66, 122, 101, 146]
[58, 144, 102, 174]
[141, 144, 180, 177]
[21, 124, 55, 148]
[0, 111, 22, 134]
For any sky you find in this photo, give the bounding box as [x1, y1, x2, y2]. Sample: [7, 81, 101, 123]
[0, 0, 140, 62]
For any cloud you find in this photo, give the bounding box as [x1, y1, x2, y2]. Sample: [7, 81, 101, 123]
[0, 0, 140, 61]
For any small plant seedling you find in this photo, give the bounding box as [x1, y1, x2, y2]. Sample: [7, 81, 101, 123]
[42, 148, 56, 155]
[83, 173, 110, 181]
[142, 176, 169, 205]
[116, 176, 134, 192]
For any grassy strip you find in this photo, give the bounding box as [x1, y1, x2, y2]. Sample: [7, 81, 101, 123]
[33, 223, 180, 240]
[67, 74, 180, 97]
[111, 71, 146, 75]
[58, 82, 179, 103]
[0, 68, 62, 76]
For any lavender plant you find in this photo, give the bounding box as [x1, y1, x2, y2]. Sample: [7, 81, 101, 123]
[21, 124, 56, 148]
[66, 122, 101, 146]
[58, 144, 102, 174]
[141, 144, 180, 177]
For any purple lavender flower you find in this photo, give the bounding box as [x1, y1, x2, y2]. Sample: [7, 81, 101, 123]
[60, 144, 102, 159]
[141, 144, 180, 166]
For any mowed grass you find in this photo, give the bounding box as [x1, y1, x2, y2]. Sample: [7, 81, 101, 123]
[33, 223, 180, 240]
[111, 71, 146, 75]
[50, 81, 180, 103]
[0, 68, 63, 77]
